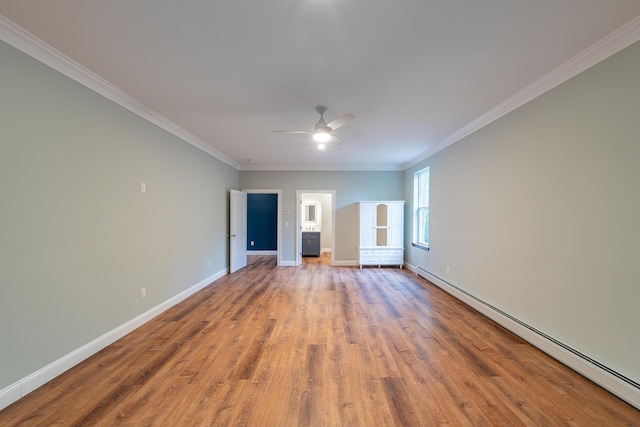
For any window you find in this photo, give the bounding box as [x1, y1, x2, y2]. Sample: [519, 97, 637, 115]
[413, 167, 429, 248]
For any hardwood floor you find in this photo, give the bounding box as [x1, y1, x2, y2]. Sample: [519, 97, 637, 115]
[1, 256, 638, 426]
[302, 252, 331, 266]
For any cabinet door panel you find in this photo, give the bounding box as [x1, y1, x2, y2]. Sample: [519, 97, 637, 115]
[388, 227, 404, 247]
[388, 202, 404, 227]
[360, 203, 376, 227]
[360, 228, 376, 247]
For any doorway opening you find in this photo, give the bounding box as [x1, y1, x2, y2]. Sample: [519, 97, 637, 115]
[296, 190, 335, 266]
[245, 189, 282, 267]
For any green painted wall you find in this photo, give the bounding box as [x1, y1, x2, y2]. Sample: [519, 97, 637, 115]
[0, 41, 240, 389]
[405, 41, 640, 382]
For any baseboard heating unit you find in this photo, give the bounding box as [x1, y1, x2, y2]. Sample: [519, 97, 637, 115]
[414, 265, 640, 410]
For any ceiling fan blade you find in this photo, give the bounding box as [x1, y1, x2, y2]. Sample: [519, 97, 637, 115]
[272, 130, 312, 134]
[332, 135, 345, 145]
[326, 113, 355, 131]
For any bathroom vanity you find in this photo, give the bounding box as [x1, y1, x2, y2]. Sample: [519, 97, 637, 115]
[302, 231, 321, 257]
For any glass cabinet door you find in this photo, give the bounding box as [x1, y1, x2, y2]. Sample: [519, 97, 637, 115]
[376, 204, 387, 226]
[376, 227, 387, 246]
[376, 204, 387, 246]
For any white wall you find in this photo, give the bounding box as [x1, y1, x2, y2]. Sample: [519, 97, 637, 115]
[0, 41, 239, 391]
[405, 40, 640, 384]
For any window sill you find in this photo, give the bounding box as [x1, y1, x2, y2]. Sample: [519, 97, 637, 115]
[412, 243, 430, 251]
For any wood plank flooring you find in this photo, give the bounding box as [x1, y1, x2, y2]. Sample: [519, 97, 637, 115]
[1, 255, 638, 426]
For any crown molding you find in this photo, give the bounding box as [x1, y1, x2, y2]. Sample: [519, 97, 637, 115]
[0, 15, 241, 170]
[403, 15, 640, 171]
[4, 12, 640, 174]
[239, 163, 404, 172]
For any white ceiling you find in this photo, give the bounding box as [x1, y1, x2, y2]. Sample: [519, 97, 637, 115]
[2, 1, 640, 171]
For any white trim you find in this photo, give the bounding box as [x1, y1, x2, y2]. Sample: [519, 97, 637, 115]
[320, 248, 332, 253]
[403, 15, 640, 170]
[332, 260, 358, 267]
[404, 263, 418, 274]
[247, 250, 277, 256]
[0, 383, 21, 413]
[0, 267, 228, 411]
[0, 16, 240, 170]
[4, 14, 640, 173]
[279, 260, 297, 267]
[240, 163, 403, 172]
[406, 263, 640, 410]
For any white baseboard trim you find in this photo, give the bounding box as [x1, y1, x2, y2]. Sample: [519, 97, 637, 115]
[321, 248, 332, 253]
[404, 263, 418, 274]
[0, 267, 228, 411]
[247, 250, 277, 256]
[280, 260, 296, 267]
[332, 260, 358, 267]
[406, 263, 640, 410]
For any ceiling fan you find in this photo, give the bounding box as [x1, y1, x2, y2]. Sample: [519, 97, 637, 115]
[273, 106, 355, 148]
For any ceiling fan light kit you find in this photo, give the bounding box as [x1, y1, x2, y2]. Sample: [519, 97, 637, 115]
[273, 106, 355, 149]
[313, 128, 331, 143]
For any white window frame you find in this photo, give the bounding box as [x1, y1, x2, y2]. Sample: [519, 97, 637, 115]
[413, 166, 430, 250]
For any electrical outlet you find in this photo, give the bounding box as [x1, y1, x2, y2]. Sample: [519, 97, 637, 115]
[446, 266, 450, 275]
[251, 241, 255, 246]
[140, 183, 146, 193]
[140, 287, 146, 298]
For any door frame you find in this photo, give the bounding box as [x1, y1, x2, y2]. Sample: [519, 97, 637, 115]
[296, 190, 336, 266]
[244, 189, 282, 266]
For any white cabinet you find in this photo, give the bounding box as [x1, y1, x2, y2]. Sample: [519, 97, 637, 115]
[359, 202, 376, 247]
[357, 201, 404, 268]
